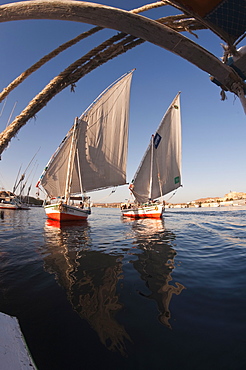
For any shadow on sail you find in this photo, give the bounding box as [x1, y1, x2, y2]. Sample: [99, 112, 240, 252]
[123, 217, 185, 329]
[42, 220, 131, 356]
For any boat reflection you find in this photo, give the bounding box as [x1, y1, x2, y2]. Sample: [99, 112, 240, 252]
[43, 219, 131, 356]
[124, 217, 185, 328]
[45, 218, 89, 230]
[42, 216, 184, 357]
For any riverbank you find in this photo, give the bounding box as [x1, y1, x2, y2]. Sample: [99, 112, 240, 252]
[92, 199, 246, 209]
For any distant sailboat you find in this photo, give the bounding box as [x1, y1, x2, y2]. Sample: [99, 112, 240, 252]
[37, 70, 134, 221]
[0, 191, 29, 210]
[121, 92, 182, 219]
[0, 153, 40, 211]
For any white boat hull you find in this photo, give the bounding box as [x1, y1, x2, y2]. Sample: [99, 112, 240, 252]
[0, 203, 20, 210]
[0, 312, 37, 369]
[0, 199, 30, 210]
[44, 203, 90, 221]
[121, 204, 164, 219]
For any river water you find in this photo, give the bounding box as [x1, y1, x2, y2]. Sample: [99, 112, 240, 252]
[0, 206, 246, 370]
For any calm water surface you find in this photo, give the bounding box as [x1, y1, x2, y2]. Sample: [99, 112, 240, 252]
[0, 206, 246, 370]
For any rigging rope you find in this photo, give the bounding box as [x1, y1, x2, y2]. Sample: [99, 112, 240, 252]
[92, 187, 117, 202]
[166, 189, 178, 201]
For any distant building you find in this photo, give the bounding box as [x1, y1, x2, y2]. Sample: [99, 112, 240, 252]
[223, 191, 246, 200]
[92, 192, 246, 209]
[170, 191, 246, 208]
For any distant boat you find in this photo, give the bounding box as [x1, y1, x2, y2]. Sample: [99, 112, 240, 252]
[0, 198, 26, 210]
[0, 151, 40, 211]
[0, 191, 30, 210]
[37, 70, 134, 222]
[121, 93, 182, 219]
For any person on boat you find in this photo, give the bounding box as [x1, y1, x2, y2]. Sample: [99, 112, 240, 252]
[58, 200, 64, 211]
[79, 202, 84, 209]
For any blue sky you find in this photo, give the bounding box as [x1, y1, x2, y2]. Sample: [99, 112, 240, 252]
[0, 0, 245, 204]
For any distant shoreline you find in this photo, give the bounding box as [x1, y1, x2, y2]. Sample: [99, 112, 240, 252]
[92, 199, 246, 209]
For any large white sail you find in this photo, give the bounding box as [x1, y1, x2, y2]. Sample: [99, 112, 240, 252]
[39, 71, 134, 198]
[131, 93, 181, 203]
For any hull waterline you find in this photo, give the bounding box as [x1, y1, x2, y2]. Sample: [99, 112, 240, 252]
[0, 201, 30, 210]
[121, 204, 164, 219]
[0, 204, 20, 210]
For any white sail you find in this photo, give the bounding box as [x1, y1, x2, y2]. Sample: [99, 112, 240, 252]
[131, 93, 181, 203]
[39, 70, 134, 198]
[39, 129, 73, 198]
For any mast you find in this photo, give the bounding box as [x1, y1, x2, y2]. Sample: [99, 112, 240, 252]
[13, 148, 40, 194]
[64, 117, 78, 204]
[76, 148, 83, 196]
[13, 165, 22, 193]
[158, 171, 163, 199]
[148, 135, 154, 200]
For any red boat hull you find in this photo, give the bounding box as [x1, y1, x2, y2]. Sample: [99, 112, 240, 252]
[44, 203, 90, 221]
[121, 204, 164, 219]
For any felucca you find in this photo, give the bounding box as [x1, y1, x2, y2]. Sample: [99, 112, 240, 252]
[37, 70, 134, 221]
[121, 92, 182, 219]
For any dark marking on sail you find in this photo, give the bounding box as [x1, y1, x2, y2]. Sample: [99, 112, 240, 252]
[174, 176, 180, 184]
[154, 133, 162, 149]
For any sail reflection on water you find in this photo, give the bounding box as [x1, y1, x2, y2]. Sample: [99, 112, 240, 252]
[42, 215, 185, 357]
[124, 217, 185, 328]
[43, 219, 131, 356]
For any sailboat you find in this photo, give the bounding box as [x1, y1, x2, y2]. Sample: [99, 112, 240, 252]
[121, 92, 182, 219]
[37, 70, 134, 222]
[0, 191, 30, 210]
[0, 153, 40, 211]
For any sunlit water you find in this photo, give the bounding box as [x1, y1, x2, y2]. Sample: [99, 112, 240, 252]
[0, 206, 246, 370]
